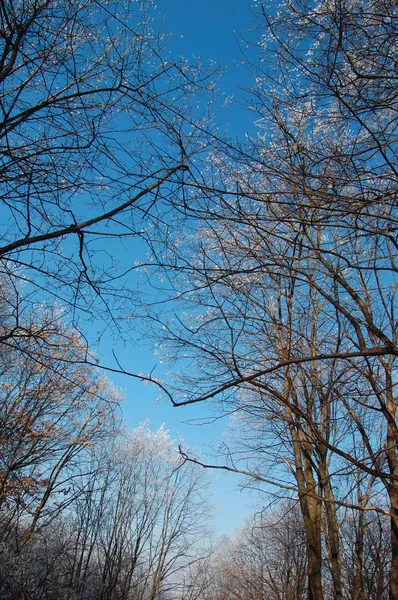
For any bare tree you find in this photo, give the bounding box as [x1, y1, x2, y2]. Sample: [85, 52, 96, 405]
[139, 0, 398, 598]
[199, 504, 307, 600]
[52, 424, 213, 600]
[0, 0, 215, 349]
[0, 300, 120, 549]
[340, 507, 390, 600]
[0, 421, 213, 600]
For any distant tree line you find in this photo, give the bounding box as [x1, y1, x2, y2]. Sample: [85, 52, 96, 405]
[194, 503, 390, 600]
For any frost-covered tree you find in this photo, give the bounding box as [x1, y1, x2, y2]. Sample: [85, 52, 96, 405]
[0, 422, 213, 600]
[141, 1, 398, 599]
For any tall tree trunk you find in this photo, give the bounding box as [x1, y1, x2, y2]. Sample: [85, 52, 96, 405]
[385, 366, 398, 600]
[299, 491, 324, 600]
[389, 490, 398, 600]
[353, 509, 364, 600]
[319, 457, 342, 600]
[352, 475, 374, 600]
[287, 407, 324, 600]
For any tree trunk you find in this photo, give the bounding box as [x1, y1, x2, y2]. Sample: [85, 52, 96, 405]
[288, 409, 324, 600]
[319, 458, 342, 600]
[353, 509, 364, 600]
[299, 492, 324, 600]
[385, 369, 398, 600]
[389, 491, 398, 600]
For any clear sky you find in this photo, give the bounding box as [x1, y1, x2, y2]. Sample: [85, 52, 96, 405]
[99, 0, 260, 536]
[157, 0, 258, 137]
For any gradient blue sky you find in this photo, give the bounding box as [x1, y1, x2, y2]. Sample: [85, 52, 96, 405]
[104, 1, 261, 536]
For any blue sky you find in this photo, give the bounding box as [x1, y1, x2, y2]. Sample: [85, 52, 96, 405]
[157, 0, 258, 137]
[157, 0, 254, 65]
[100, 0, 260, 536]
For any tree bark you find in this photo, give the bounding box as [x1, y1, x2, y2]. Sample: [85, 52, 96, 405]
[300, 492, 324, 600]
[287, 407, 324, 600]
[389, 490, 398, 600]
[319, 458, 342, 600]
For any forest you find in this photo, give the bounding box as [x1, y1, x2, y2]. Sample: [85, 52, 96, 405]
[0, 0, 397, 598]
